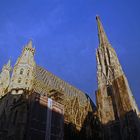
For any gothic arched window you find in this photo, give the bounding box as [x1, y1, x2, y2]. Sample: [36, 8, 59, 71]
[20, 68, 24, 75]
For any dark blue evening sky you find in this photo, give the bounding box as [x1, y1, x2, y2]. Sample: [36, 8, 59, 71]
[0, 0, 140, 107]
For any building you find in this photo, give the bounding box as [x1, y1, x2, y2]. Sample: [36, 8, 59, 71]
[0, 16, 139, 140]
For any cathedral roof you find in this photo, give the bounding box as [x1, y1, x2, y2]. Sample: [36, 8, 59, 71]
[33, 65, 95, 106]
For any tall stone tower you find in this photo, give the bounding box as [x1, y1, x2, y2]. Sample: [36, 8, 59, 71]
[95, 16, 139, 125]
[9, 40, 36, 94]
[0, 60, 11, 98]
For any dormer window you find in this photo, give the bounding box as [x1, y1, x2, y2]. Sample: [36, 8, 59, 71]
[20, 68, 24, 75]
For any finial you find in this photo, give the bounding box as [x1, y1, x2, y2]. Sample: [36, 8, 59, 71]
[27, 39, 33, 49]
[22, 39, 35, 54]
[7, 59, 11, 67]
[96, 15, 100, 20]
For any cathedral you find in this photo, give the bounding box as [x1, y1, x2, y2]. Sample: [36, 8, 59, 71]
[0, 16, 140, 140]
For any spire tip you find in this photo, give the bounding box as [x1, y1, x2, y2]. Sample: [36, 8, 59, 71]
[96, 15, 100, 20]
[96, 16, 110, 46]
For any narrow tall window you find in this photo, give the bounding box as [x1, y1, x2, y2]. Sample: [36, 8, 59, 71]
[27, 70, 30, 76]
[20, 68, 24, 75]
[25, 79, 28, 85]
[18, 78, 21, 83]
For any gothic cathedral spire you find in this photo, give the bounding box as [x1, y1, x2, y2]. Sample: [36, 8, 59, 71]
[96, 16, 139, 125]
[0, 60, 11, 98]
[96, 16, 124, 88]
